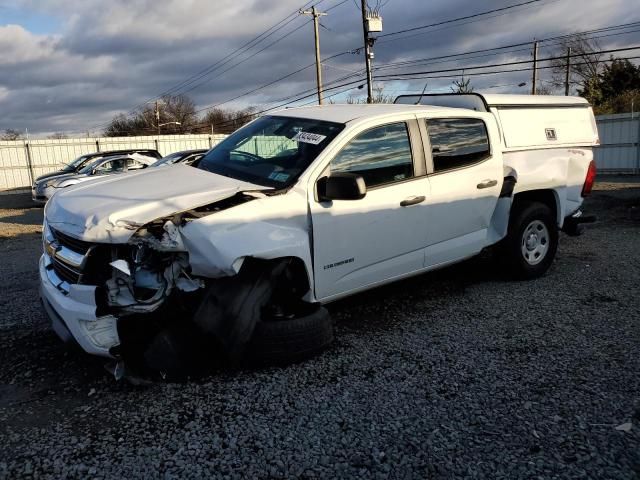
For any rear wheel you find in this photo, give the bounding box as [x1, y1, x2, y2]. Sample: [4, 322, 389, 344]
[501, 202, 558, 279]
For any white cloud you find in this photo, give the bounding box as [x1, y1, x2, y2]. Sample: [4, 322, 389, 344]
[0, 0, 636, 134]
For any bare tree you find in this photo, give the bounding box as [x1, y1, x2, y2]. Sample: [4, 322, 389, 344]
[347, 83, 393, 103]
[1, 129, 23, 141]
[550, 33, 603, 101]
[451, 76, 474, 93]
[105, 112, 154, 137]
[104, 94, 198, 136]
[536, 84, 555, 95]
[200, 107, 257, 134]
[47, 132, 69, 139]
[159, 94, 197, 133]
[372, 84, 394, 103]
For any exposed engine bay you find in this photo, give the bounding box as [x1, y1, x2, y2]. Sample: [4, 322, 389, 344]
[42, 187, 315, 381]
[105, 220, 204, 314]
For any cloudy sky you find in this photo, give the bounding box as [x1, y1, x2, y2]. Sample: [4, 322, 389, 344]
[0, 0, 638, 136]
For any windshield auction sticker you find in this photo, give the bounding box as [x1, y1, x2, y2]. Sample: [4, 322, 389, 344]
[293, 131, 327, 145]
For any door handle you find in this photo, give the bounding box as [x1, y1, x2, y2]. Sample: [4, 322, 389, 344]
[477, 179, 498, 189]
[400, 195, 426, 207]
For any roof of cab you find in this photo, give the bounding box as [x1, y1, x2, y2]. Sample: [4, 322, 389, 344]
[270, 103, 464, 124]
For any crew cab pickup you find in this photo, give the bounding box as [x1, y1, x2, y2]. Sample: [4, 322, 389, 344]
[39, 94, 599, 375]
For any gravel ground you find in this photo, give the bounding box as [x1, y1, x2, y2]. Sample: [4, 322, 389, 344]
[0, 178, 639, 479]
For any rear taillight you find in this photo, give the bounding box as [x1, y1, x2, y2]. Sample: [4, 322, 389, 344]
[582, 160, 596, 197]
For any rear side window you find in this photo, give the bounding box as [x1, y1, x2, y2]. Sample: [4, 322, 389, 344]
[426, 118, 490, 173]
[95, 159, 125, 174]
[127, 158, 147, 170]
[330, 122, 413, 188]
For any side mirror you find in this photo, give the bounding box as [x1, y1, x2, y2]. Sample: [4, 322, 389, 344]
[318, 173, 366, 201]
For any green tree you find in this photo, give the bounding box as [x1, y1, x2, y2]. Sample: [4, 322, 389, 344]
[597, 58, 640, 103]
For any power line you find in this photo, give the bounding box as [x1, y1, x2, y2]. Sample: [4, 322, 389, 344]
[208, 21, 640, 114]
[103, 49, 640, 136]
[378, 0, 543, 39]
[90, 0, 552, 133]
[372, 46, 640, 79]
[84, 4, 640, 136]
[78, 0, 333, 134]
[129, 0, 324, 110]
[376, 53, 640, 82]
[177, 0, 349, 99]
[373, 22, 640, 72]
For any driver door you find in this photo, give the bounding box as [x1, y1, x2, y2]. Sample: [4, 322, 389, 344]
[310, 120, 430, 300]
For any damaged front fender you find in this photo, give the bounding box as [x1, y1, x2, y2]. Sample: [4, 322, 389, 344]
[179, 191, 314, 289]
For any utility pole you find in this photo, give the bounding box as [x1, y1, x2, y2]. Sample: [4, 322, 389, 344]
[300, 6, 327, 105]
[531, 40, 539, 95]
[155, 100, 161, 136]
[361, 0, 374, 103]
[565, 47, 572, 96]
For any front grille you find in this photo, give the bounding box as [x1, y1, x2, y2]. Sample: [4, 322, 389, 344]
[48, 228, 93, 285]
[51, 257, 81, 284]
[51, 228, 93, 255]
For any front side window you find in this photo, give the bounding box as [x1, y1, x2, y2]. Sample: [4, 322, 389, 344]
[93, 159, 125, 174]
[153, 152, 184, 167]
[198, 116, 344, 188]
[426, 118, 490, 173]
[330, 122, 414, 188]
[65, 154, 95, 172]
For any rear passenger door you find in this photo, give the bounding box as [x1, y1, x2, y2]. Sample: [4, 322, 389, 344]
[421, 117, 502, 267]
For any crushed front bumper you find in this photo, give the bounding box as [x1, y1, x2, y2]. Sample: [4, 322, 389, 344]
[39, 255, 119, 357]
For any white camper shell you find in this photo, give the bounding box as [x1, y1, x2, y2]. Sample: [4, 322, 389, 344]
[395, 93, 599, 148]
[39, 95, 599, 375]
[395, 93, 599, 223]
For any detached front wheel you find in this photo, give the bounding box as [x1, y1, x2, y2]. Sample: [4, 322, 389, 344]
[501, 202, 558, 279]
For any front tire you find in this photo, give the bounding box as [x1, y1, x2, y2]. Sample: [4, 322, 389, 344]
[249, 306, 333, 365]
[501, 202, 558, 280]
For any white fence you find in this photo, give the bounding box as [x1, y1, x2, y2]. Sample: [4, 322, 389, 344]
[594, 113, 640, 173]
[0, 134, 226, 191]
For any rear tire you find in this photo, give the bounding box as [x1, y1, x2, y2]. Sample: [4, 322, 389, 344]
[501, 201, 558, 280]
[249, 306, 333, 365]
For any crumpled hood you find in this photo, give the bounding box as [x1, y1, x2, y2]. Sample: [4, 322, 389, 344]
[46, 164, 267, 243]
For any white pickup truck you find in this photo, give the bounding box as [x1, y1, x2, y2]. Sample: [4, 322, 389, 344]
[40, 94, 598, 375]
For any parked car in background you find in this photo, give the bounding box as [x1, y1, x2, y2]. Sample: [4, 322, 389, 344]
[32, 149, 161, 203]
[35, 153, 158, 202]
[151, 149, 208, 168]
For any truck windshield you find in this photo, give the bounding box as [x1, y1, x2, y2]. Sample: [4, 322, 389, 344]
[198, 115, 344, 188]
